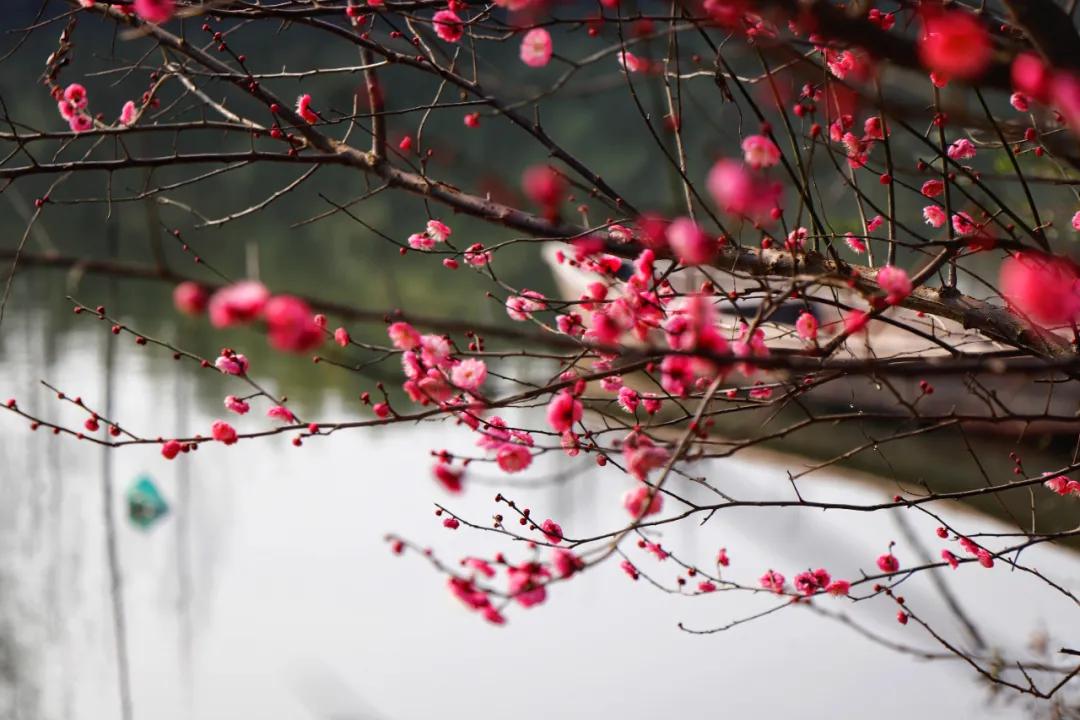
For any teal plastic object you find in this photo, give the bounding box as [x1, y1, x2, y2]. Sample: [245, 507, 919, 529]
[127, 474, 169, 530]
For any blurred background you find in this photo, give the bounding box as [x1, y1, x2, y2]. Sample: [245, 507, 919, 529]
[2, 4, 1079, 718]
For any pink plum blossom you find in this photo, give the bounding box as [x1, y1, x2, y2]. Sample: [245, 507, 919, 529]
[616, 50, 649, 73]
[433, 10, 464, 42]
[264, 295, 324, 353]
[208, 281, 269, 327]
[617, 386, 639, 413]
[826, 579, 851, 596]
[796, 311, 818, 342]
[786, 227, 807, 252]
[463, 243, 492, 266]
[623, 435, 670, 481]
[119, 100, 137, 126]
[426, 219, 452, 242]
[552, 548, 583, 578]
[864, 117, 884, 140]
[211, 420, 238, 445]
[666, 217, 715, 266]
[1044, 475, 1080, 496]
[451, 358, 487, 391]
[419, 334, 451, 367]
[173, 281, 208, 315]
[388, 322, 421, 350]
[520, 28, 553, 67]
[706, 159, 781, 223]
[877, 553, 899, 573]
[622, 483, 662, 517]
[793, 568, 831, 595]
[161, 439, 182, 459]
[506, 290, 547, 321]
[522, 165, 565, 211]
[876, 265, 912, 305]
[448, 576, 489, 610]
[508, 563, 548, 608]
[267, 405, 297, 423]
[920, 179, 944, 198]
[546, 391, 582, 433]
[923, 206, 946, 228]
[63, 84, 88, 109]
[759, 569, 785, 593]
[224, 396, 250, 415]
[844, 310, 869, 335]
[1012, 52, 1052, 102]
[408, 233, 434, 250]
[57, 100, 77, 121]
[433, 462, 464, 493]
[1000, 252, 1080, 326]
[947, 138, 976, 161]
[740, 134, 780, 169]
[845, 234, 866, 254]
[496, 443, 532, 473]
[296, 94, 318, 123]
[215, 352, 249, 376]
[951, 211, 977, 237]
[541, 519, 563, 544]
[463, 557, 496, 578]
[133, 0, 175, 23]
[69, 114, 92, 133]
[917, 10, 991, 81]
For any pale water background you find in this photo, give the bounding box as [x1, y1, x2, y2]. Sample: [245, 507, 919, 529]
[0, 313, 1077, 720]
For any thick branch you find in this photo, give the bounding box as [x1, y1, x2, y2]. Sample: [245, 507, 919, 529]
[711, 244, 1075, 360]
[4, 248, 1076, 371]
[1002, 0, 1080, 74]
[758, 0, 1013, 88]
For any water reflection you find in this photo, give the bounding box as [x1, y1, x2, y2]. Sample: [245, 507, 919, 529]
[0, 314, 1077, 720]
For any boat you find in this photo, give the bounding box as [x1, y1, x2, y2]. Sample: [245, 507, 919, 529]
[542, 244, 1080, 437]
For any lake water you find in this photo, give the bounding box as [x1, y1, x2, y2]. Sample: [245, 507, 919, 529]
[1, 315, 1077, 720]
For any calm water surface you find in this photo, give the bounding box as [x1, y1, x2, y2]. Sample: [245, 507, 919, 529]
[0, 315, 1076, 720]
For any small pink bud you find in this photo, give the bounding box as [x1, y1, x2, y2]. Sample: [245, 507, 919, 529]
[161, 439, 182, 459]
